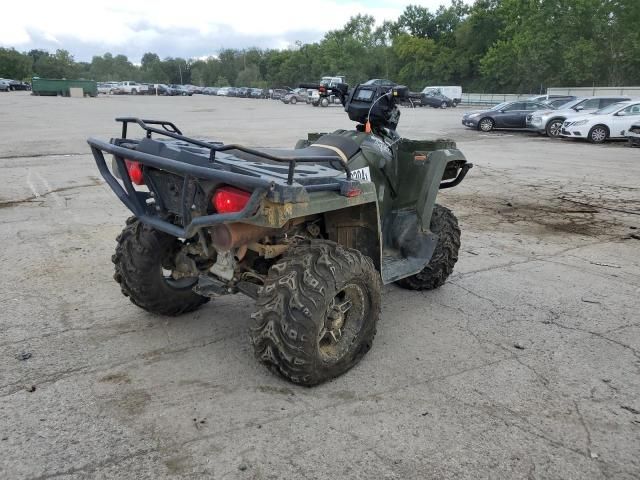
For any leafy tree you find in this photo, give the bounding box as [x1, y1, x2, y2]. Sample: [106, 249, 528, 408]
[1, 1, 638, 92]
[0, 48, 32, 80]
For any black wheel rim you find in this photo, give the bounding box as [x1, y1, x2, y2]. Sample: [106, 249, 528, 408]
[318, 283, 366, 362]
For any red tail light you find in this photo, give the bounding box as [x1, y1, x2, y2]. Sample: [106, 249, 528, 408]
[212, 186, 251, 213]
[125, 160, 144, 185]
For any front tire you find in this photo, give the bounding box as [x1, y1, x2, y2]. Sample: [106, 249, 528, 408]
[440, 101, 448, 109]
[112, 218, 209, 316]
[395, 205, 460, 291]
[250, 240, 381, 386]
[546, 118, 564, 138]
[478, 118, 494, 132]
[320, 97, 329, 107]
[588, 125, 608, 144]
[290, 97, 297, 105]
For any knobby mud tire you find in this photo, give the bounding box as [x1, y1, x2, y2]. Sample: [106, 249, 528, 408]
[395, 205, 460, 291]
[112, 217, 209, 316]
[250, 240, 381, 386]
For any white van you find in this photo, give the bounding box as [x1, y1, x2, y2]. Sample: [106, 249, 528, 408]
[421, 86, 462, 106]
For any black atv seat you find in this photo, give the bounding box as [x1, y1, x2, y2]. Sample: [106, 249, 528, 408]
[227, 134, 360, 165]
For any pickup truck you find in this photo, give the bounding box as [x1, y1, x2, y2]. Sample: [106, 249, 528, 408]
[114, 81, 149, 95]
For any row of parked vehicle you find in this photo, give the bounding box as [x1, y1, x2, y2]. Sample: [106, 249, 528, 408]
[96, 81, 279, 99]
[0, 78, 31, 91]
[205, 87, 269, 98]
[461, 95, 640, 145]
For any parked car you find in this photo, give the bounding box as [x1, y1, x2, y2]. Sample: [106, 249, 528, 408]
[527, 96, 631, 138]
[560, 100, 640, 143]
[422, 86, 462, 106]
[249, 88, 265, 98]
[541, 96, 577, 108]
[282, 88, 310, 105]
[114, 81, 148, 95]
[363, 79, 396, 86]
[320, 76, 346, 87]
[462, 100, 550, 131]
[216, 87, 230, 96]
[528, 94, 575, 102]
[185, 84, 203, 94]
[153, 84, 178, 96]
[227, 87, 239, 97]
[236, 87, 249, 98]
[270, 88, 290, 100]
[168, 84, 192, 96]
[626, 123, 640, 147]
[0, 79, 11, 92]
[7, 79, 30, 91]
[421, 91, 455, 108]
[97, 82, 119, 94]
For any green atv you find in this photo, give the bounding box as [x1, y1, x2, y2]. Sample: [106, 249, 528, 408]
[87, 82, 472, 386]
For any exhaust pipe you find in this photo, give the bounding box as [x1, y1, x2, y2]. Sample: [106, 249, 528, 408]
[210, 223, 275, 251]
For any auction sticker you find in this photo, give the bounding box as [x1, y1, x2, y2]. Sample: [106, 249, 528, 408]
[351, 166, 372, 182]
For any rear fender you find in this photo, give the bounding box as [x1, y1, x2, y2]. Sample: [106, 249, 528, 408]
[324, 202, 381, 271]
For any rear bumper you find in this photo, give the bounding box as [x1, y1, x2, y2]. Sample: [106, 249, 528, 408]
[87, 118, 358, 238]
[88, 138, 272, 238]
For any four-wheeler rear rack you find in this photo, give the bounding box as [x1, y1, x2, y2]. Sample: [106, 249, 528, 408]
[114, 117, 352, 185]
[87, 118, 361, 238]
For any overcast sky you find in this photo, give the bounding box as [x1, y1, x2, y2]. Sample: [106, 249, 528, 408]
[1, 0, 472, 63]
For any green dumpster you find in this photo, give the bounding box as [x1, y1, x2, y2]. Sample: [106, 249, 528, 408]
[31, 77, 98, 97]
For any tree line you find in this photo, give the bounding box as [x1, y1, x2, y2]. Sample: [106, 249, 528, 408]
[1, 0, 638, 93]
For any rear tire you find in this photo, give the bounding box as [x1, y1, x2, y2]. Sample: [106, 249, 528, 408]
[320, 97, 329, 108]
[250, 240, 381, 386]
[395, 205, 460, 291]
[112, 218, 209, 316]
[440, 101, 448, 109]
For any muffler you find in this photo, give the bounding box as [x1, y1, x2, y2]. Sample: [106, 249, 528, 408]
[210, 223, 275, 251]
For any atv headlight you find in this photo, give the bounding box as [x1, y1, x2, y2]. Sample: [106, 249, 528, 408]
[572, 120, 588, 126]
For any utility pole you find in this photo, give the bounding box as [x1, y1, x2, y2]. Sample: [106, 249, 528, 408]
[179, 63, 183, 84]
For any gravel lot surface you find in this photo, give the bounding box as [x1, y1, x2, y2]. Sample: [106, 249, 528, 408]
[1, 92, 639, 479]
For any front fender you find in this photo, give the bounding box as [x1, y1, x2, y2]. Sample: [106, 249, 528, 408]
[416, 148, 470, 231]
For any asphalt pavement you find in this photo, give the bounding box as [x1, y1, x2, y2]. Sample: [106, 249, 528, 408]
[1, 92, 639, 479]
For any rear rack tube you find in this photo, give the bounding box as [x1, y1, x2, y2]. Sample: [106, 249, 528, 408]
[114, 117, 351, 184]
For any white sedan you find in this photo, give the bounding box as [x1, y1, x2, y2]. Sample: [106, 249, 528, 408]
[560, 100, 640, 143]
